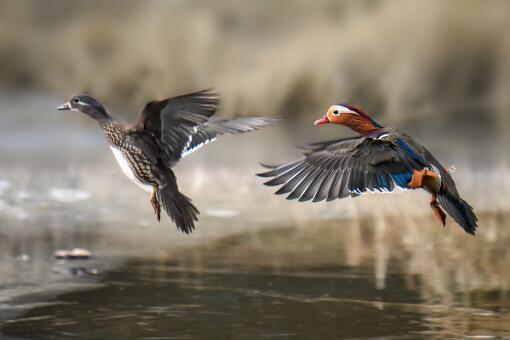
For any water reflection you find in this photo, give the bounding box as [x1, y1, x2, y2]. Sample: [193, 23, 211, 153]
[2, 212, 510, 339]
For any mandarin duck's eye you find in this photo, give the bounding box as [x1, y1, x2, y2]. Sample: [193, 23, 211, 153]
[332, 109, 339, 115]
[73, 98, 80, 103]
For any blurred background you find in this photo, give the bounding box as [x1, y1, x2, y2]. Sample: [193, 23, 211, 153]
[0, 0, 509, 339]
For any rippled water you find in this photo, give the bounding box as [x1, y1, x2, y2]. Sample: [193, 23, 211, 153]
[2, 213, 510, 339]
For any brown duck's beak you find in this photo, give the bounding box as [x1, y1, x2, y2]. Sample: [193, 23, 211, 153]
[57, 102, 71, 111]
[314, 115, 330, 125]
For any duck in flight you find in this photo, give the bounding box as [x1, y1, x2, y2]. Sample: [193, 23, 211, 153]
[58, 89, 277, 233]
[258, 104, 478, 234]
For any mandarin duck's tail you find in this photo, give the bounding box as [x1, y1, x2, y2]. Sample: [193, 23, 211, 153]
[438, 191, 478, 235]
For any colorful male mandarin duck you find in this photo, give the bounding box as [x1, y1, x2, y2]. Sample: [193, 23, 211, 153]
[58, 89, 277, 233]
[258, 104, 478, 234]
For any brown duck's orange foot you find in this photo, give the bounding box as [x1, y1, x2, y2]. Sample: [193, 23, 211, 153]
[150, 189, 161, 222]
[430, 195, 446, 226]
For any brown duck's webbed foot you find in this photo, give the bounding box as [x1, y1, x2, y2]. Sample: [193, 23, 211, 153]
[150, 188, 161, 222]
[430, 194, 446, 226]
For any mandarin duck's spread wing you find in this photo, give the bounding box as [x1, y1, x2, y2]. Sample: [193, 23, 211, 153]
[128, 89, 219, 166]
[258, 136, 428, 202]
[181, 117, 280, 157]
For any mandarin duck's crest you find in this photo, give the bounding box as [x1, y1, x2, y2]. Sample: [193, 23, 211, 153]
[314, 104, 383, 136]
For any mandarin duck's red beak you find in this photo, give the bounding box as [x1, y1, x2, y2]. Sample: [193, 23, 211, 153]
[314, 115, 330, 125]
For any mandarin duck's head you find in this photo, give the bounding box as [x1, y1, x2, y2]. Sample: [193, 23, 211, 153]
[57, 95, 109, 121]
[314, 104, 382, 135]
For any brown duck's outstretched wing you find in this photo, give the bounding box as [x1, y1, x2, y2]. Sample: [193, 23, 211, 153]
[258, 136, 426, 202]
[181, 116, 280, 157]
[129, 89, 220, 166]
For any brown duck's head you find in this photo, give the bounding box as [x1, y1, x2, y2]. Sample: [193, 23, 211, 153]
[314, 104, 383, 135]
[57, 95, 110, 122]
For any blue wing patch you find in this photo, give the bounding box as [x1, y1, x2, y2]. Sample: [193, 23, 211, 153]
[378, 173, 392, 191]
[391, 172, 413, 188]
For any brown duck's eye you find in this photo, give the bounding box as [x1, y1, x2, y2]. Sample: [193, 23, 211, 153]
[73, 98, 80, 103]
[333, 110, 339, 115]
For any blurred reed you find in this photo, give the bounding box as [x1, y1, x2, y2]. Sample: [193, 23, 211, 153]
[0, 0, 509, 133]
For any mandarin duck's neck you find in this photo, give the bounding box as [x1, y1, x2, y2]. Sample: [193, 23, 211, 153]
[344, 114, 383, 136]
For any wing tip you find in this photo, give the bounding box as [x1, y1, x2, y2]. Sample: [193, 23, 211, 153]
[256, 162, 282, 177]
[196, 87, 219, 98]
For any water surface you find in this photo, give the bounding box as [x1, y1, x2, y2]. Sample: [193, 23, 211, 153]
[2, 216, 510, 339]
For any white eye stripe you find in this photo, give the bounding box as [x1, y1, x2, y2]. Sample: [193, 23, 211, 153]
[331, 105, 358, 116]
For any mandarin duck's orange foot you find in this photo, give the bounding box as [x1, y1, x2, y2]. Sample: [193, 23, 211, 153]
[259, 103, 478, 235]
[430, 195, 447, 226]
[150, 189, 161, 222]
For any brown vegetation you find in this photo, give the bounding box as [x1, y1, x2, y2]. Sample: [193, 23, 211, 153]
[0, 0, 509, 129]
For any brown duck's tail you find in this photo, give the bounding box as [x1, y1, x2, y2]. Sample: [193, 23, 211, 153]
[438, 191, 478, 235]
[157, 187, 199, 234]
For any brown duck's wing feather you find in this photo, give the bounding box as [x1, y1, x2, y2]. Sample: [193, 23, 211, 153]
[129, 89, 220, 166]
[181, 116, 280, 157]
[258, 136, 426, 202]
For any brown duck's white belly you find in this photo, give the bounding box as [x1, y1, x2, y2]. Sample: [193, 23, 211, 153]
[109, 146, 152, 193]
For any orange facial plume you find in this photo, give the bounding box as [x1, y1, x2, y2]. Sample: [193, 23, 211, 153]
[314, 104, 382, 136]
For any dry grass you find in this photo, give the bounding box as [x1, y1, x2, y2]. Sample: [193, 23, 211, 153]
[0, 0, 509, 132]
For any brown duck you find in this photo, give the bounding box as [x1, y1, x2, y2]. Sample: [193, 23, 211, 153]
[58, 89, 277, 233]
